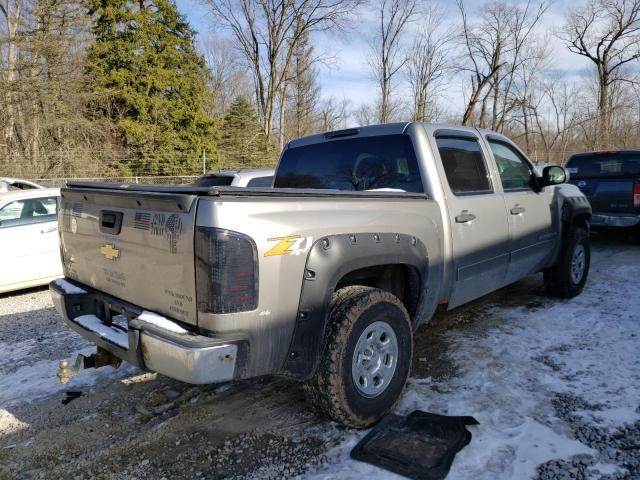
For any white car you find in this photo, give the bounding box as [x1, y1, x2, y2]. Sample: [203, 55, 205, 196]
[192, 168, 275, 188]
[0, 188, 62, 293]
[0, 177, 44, 192]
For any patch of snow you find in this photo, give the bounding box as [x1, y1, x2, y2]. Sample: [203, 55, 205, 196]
[307, 246, 640, 479]
[0, 345, 137, 408]
[75, 314, 128, 349]
[0, 410, 29, 436]
[53, 278, 87, 294]
[587, 462, 628, 477]
[137, 310, 188, 334]
[575, 407, 640, 430]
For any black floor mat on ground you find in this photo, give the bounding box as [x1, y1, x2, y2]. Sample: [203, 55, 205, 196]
[350, 410, 479, 480]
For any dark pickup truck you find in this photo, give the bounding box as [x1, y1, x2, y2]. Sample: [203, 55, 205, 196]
[566, 150, 640, 230]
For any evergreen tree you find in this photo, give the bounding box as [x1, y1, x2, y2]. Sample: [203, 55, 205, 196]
[219, 96, 275, 168]
[85, 0, 218, 175]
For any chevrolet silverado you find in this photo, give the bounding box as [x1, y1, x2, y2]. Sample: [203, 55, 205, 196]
[51, 123, 591, 427]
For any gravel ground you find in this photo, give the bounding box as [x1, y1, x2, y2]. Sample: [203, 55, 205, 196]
[0, 232, 638, 479]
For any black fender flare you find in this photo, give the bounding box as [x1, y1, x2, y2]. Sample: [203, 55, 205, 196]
[561, 195, 592, 230]
[281, 232, 428, 380]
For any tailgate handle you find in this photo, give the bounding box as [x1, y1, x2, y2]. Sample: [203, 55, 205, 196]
[100, 210, 123, 235]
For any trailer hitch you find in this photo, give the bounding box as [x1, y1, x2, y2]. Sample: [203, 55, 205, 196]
[57, 347, 123, 384]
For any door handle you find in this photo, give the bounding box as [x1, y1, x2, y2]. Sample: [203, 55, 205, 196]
[41, 226, 57, 234]
[510, 204, 526, 215]
[455, 210, 476, 223]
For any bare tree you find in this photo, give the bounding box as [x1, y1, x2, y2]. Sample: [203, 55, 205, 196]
[491, 0, 548, 131]
[406, 5, 453, 121]
[530, 78, 578, 162]
[354, 102, 378, 126]
[369, 0, 417, 123]
[201, 35, 253, 114]
[205, 0, 361, 141]
[562, 0, 640, 146]
[0, 0, 23, 151]
[457, 0, 547, 128]
[320, 96, 351, 131]
[457, 0, 507, 126]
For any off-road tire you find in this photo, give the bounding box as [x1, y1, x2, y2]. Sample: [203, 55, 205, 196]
[544, 226, 590, 298]
[303, 286, 413, 428]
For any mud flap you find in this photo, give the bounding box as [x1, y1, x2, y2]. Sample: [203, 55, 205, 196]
[350, 410, 479, 480]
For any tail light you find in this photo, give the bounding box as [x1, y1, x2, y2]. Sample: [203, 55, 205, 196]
[195, 227, 258, 314]
[634, 181, 640, 208]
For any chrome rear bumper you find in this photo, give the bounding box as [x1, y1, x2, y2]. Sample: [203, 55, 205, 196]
[50, 279, 247, 384]
[590, 213, 640, 228]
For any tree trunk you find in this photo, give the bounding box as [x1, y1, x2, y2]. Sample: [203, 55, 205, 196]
[598, 73, 609, 148]
[522, 102, 530, 152]
[278, 77, 288, 152]
[491, 76, 499, 131]
[380, 63, 390, 123]
[3, 0, 22, 150]
[462, 83, 482, 126]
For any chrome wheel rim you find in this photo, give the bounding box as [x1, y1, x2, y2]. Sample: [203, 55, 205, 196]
[351, 321, 398, 398]
[571, 244, 586, 284]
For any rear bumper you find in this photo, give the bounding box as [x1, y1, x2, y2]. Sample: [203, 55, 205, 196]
[50, 279, 247, 384]
[589, 212, 640, 228]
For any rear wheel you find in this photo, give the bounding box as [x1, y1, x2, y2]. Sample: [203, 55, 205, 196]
[544, 226, 590, 298]
[304, 286, 413, 428]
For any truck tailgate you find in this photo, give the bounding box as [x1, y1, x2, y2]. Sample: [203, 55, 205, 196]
[59, 187, 199, 326]
[570, 178, 638, 213]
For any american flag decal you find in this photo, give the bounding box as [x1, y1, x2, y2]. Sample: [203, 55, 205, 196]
[133, 212, 152, 230]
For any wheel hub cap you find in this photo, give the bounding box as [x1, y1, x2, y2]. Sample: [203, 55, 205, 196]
[351, 321, 398, 398]
[571, 244, 586, 284]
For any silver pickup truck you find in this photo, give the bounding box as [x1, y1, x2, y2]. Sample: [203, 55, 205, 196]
[51, 123, 591, 427]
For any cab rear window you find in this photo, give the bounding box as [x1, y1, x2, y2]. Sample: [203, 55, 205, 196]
[566, 154, 640, 178]
[274, 134, 423, 192]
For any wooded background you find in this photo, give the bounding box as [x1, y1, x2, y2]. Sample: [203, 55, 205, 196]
[2, 0, 640, 180]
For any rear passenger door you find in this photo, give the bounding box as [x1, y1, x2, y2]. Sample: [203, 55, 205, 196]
[485, 137, 556, 284]
[432, 130, 510, 309]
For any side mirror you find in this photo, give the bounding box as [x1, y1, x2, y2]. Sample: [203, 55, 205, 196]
[540, 165, 567, 187]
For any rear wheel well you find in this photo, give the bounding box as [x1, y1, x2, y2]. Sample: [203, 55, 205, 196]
[571, 214, 590, 230]
[334, 264, 421, 320]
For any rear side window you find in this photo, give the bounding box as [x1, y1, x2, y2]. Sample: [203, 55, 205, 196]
[246, 176, 273, 187]
[435, 137, 492, 195]
[274, 134, 423, 192]
[489, 141, 534, 191]
[566, 154, 640, 178]
[192, 175, 234, 187]
[0, 196, 58, 227]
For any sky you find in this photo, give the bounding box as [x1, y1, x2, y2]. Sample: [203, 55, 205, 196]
[175, 0, 594, 117]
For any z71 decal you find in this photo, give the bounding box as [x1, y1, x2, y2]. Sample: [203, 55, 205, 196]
[264, 235, 313, 257]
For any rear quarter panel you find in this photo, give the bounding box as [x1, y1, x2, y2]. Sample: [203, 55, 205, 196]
[196, 195, 444, 377]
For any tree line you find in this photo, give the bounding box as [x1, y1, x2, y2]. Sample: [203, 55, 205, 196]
[2, 0, 640, 179]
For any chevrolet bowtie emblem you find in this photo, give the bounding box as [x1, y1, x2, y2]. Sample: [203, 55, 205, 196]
[100, 243, 120, 260]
